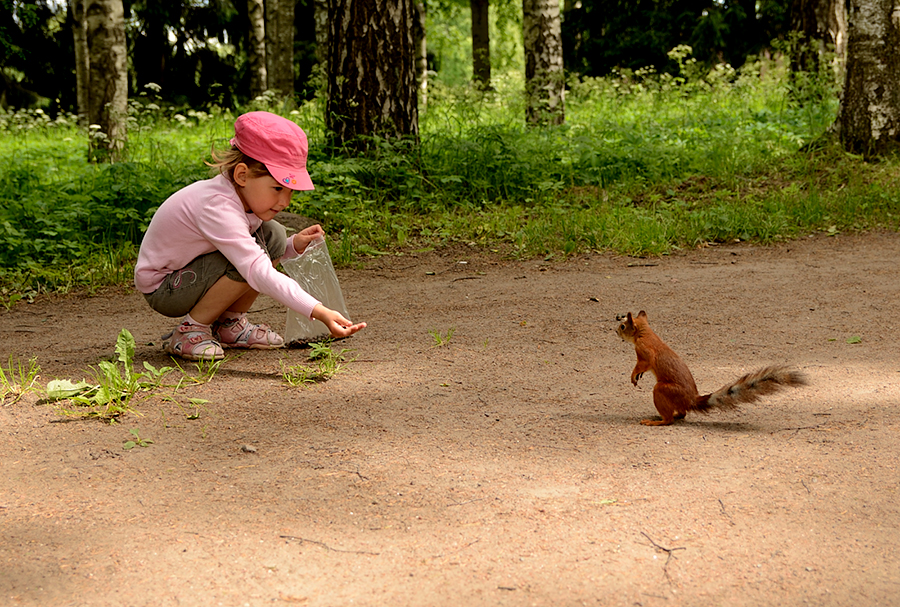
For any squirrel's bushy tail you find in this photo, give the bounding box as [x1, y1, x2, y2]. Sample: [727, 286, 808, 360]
[695, 366, 806, 413]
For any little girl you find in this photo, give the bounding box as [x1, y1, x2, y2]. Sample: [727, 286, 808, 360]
[134, 111, 366, 361]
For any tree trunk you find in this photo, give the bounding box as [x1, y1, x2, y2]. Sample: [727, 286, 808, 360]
[790, 0, 847, 71]
[248, 0, 267, 97]
[836, 0, 900, 156]
[84, 0, 128, 162]
[266, 0, 295, 99]
[325, 0, 418, 151]
[413, 1, 427, 109]
[471, 0, 491, 89]
[314, 0, 328, 65]
[69, 0, 90, 127]
[523, 0, 564, 126]
[833, 0, 848, 61]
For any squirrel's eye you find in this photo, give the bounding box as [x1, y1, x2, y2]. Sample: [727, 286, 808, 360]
[619, 324, 625, 330]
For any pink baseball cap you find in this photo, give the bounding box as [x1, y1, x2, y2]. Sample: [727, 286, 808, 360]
[230, 111, 315, 191]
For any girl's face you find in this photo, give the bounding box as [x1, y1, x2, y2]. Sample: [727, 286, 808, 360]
[233, 163, 293, 221]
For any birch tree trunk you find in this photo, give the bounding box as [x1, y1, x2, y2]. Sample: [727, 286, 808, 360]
[84, 0, 127, 162]
[248, 0, 268, 97]
[325, 0, 418, 151]
[790, 0, 847, 72]
[836, 0, 900, 156]
[266, 0, 295, 99]
[69, 0, 89, 127]
[523, 0, 564, 126]
[471, 0, 491, 89]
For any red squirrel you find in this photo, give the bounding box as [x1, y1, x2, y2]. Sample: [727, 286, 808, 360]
[616, 311, 806, 426]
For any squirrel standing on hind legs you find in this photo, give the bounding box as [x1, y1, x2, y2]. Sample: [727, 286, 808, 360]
[616, 311, 806, 426]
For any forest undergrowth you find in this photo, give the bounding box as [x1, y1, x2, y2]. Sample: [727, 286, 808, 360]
[1, 48, 898, 304]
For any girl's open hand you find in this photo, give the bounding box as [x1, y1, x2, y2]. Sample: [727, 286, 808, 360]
[311, 304, 367, 338]
[292, 224, 326, 254]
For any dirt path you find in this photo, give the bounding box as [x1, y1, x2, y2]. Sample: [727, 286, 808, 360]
[2, 231, 899, 606]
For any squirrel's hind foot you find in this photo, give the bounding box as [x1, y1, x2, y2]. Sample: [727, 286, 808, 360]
[641, 418, 674, 426]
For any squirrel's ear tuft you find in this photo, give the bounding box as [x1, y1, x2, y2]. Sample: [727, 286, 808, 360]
[626, 312, 634, 322]
[637, 310, 648, 320]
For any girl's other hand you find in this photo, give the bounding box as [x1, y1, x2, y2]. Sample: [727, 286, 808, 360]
[292, 224, 325, 254]
[311, 304, 367, 338]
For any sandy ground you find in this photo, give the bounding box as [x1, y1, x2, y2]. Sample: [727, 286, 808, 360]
[1, 230, 899, 606]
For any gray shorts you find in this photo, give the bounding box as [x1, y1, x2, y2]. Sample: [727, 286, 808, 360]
[143, 220, 287, 318]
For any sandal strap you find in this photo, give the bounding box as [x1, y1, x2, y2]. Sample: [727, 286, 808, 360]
[215, 315, 284, 349]
[163, 322, 225, 361]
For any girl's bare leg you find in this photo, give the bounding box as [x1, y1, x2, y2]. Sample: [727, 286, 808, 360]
[188, 276, 257, 325]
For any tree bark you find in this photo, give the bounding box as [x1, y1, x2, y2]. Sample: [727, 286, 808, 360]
[790, 0, 847, 71]
[836, 0, 900, 156]
[69, 0, 90, 127]
[266, 0, 295, 99]
[248, 0, 268, 97]
[325, 0, 418, 151]
[471, 0, 491, 89]
[84, 0, 127, 162]
[523, 0, 565, 126]
[314, 0, 328, 65]
[413, 1, 427, 109]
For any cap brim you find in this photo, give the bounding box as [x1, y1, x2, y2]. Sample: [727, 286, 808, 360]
[267, 165, 315, 191]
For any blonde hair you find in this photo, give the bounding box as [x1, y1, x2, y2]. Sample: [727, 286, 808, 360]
[207, 144, 270, 183]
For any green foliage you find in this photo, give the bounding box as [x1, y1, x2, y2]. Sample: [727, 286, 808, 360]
[429, 327, 456, 347]
[45, 328, 173, 420]
[3, 51, 900, 301]
[281, 341, 354, 386]
[561, 0, 792, 77]
[167, 356, 225, 388]
[42, 327, 229, 421]
[427, 0, 524, 86]
[0, 0, 75, 111]
[0, 105, 216, 294]
[0, 354, 41, 405]
[123, 428, 153, 450]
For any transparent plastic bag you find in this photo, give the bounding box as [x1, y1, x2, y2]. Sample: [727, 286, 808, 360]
[281, 236, 351, 345]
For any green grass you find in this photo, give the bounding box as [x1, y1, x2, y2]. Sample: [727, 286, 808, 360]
[0, 354, 41, 405]
[280, 340, 354, 386]
[1, 50, 898, 298]
[429, 326, 456, 347]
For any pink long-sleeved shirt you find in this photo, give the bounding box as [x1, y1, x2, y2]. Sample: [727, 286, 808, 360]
[134, 174, 320, 319]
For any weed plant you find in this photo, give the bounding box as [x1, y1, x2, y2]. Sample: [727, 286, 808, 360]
[0, 355, 41, 405]
[281, 341, 354, 386]
[2, 47, 898, 298]
[168, 356, 225, 388]
[123, 428, 153, 449]
[429, 327, 456, 347]
[45, 328, 173, 420]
